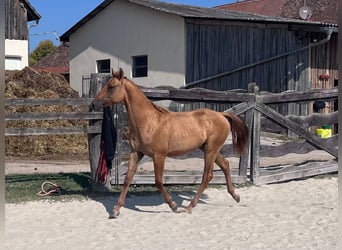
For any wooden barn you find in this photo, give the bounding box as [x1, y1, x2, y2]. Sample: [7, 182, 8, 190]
[217, 0, 338, 114]
[5, 0, 41, 70]
[60, 0, 337, 104]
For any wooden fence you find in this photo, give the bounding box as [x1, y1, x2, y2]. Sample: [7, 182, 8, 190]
[5, 80, 338, 190]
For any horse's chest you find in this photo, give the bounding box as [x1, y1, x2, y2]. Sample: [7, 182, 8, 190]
[129, 134, 154, 154]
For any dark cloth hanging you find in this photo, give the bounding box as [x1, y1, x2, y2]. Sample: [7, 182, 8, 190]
[100, 106, 117, 169]
[96, 106, 117, 184]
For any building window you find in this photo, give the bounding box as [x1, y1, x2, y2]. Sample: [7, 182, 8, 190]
[132, 55, 148, 77]
[5, 56, 22, 70]
[97, 59, 110, 73]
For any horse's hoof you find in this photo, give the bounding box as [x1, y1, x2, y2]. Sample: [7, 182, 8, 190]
[172, 207, 188, 214]
[170, 201, 179, 212]
[184, 207, 192, 214]
[234, 194, 240, 203]
[109, 210, 120, 219]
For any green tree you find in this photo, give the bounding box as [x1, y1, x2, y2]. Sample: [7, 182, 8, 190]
[29, 40, 56, 66]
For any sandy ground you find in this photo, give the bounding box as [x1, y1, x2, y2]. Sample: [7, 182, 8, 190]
[5, 133, 337, 249]
[5, 176, 337, 250]
[5, 159, 90, 175]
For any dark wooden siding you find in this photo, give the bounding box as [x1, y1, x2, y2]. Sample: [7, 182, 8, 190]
[310, 33, 338, 115]
[5, 0, 29, 40]
[310, 33, 338, 89]
[185, 19, 310, 94]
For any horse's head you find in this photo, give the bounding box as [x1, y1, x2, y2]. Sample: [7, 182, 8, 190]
[90, 68, 126, 111]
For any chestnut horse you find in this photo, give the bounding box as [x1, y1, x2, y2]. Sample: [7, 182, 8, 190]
[91, 68, 248, 218]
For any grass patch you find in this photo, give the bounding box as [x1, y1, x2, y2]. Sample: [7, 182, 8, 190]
[5, 172, 93, 203]
[6, 171, 255, 204]
[9, 172, 333, 204]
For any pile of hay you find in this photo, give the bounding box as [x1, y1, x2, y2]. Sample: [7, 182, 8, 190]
[5, 67, 89, 160]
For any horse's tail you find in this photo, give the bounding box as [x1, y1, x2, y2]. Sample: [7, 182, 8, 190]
[222, 112, 248, 155]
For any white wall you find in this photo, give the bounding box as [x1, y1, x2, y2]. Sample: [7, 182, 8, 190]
[68, 0, 186, 95]
[5, 39, 29, 70]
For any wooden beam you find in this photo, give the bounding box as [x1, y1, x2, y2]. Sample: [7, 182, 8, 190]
[5, 98, 92, 106]
[5, 112, 103, 121]
[258, 87, 338, 104]
[255, 103, 338, 157]
[5, 126, 101, 136]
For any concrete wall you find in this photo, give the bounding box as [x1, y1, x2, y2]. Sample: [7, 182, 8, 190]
[69, 0, 186, 96]
[5, 39, 28, 70]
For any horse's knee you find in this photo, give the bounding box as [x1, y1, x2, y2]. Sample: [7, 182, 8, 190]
[203, 172, 213, 184]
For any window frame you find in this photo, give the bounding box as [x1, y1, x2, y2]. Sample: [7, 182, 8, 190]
[96, 59, 111, 73]
[132, 55, 148, 78]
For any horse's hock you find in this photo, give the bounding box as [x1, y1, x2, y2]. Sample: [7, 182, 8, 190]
[87, 74, 338, 189]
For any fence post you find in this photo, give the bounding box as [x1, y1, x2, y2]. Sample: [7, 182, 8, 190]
[88, 73, 112, 192]
[248, 83, 261, 184]
[239, 109, 253, 181]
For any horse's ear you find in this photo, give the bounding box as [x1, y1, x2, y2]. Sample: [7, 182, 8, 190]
[111, 68, 115, 77]
[119, 68, 124, 79]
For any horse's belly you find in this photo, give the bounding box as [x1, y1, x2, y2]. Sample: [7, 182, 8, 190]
[166, 131, 206, 156]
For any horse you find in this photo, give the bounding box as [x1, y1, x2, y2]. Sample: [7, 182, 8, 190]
[91, 68, 248, 218]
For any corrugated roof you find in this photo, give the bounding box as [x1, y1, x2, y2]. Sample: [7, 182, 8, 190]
[60, 0, 327, 42]
[217, 0, 338, 25]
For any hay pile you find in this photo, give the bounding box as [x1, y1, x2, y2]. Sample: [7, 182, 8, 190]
[5, 67, 88, 160]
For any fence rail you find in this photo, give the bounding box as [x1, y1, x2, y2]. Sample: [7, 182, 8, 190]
[5, 82, 338, 190]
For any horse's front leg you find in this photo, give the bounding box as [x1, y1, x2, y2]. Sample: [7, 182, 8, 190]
[185, 150, 217, 213]
[110, 151, 143, 219]
[153, 154, 179, 212]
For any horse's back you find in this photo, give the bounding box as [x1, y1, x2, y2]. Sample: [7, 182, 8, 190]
[166, 108, 230, 141]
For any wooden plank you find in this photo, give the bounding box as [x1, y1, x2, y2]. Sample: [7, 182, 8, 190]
[258, 87, 338, 104]
[143, 87, 254, 103]
[5, 112, 103, 121]
[250, 109, 261, 181]
[238, 109, 253, 177]
[255, 103, 338, 157]
[88, 73, 112, 192]
[287, 111, 338, 128]
[225, 102, 255, 115]
[260, 136, 338, 157]
[5, 126, 101, 136]
[254, 161, 338, 185]
[115, 175, 247, 185]
[5, 98, 93, 106]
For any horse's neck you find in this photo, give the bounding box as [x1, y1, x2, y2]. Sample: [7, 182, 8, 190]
[123, 80, 158, 131]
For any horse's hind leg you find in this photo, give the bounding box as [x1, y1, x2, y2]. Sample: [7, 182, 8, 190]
[110, 151, 144, 219]
[215, 152, 240, 203]
[153, 154, 178, 212]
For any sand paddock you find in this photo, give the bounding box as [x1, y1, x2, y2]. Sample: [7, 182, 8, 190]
[5, 176, 337, 250]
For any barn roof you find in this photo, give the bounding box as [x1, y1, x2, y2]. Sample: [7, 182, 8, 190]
[216, 0, 338, 25]
[22, 0, 41, 22]
[32, 44, 69, 75]
[60, 0, 330, 42]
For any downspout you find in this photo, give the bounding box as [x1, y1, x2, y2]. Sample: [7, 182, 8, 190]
[27, 20, 39, 65]
[184, 29, 333, 89]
